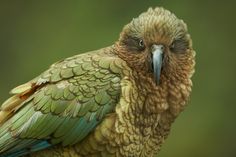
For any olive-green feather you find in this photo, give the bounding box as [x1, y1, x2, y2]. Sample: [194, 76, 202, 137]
[0, 50, 124, 156]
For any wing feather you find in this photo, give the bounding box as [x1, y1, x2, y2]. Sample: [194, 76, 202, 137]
[0, 49, 124, 156]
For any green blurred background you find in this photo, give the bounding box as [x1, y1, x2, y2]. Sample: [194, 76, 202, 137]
[0, 0, 235, 156]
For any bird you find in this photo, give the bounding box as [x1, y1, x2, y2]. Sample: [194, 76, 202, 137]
[0, 7, 195, 157]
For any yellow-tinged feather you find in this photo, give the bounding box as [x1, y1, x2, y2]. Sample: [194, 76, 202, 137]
[0, 95, 23, 111]
[10, 82, 32, 95]
[0, 111, 11, 125]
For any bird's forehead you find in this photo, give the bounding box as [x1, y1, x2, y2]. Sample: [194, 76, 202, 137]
[129, 7, 188, 44]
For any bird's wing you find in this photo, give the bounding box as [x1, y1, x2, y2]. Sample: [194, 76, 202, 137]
[0, 49, 125, 156]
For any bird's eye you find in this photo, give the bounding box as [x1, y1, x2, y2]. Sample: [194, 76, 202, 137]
[121, 35, 145, 52]
[139, 39, 145, 49]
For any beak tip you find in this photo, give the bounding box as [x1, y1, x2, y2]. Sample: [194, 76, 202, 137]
[154, 75, 160, 85]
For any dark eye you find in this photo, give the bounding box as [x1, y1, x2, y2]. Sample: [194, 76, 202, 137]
[170, 39, 189, 53]
[138, 39, 145, 49]
[122, 36, 146, 52]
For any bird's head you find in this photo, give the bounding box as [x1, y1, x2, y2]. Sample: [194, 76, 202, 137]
[116, 7, 195, 85]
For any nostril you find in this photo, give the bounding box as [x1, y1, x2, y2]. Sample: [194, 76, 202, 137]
[160, 45, 164, 51]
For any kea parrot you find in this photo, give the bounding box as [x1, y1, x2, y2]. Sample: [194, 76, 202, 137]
[0, 7, 195, 157]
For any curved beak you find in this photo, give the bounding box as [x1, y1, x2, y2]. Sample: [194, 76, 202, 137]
[152, 45, 164, 85]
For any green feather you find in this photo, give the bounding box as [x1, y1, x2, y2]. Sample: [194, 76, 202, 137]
[50, 68, 62, 82]
[63, 87, 75, 100]
[3, 51, 123, 152]
[60, 68, 74, 79]
[53, 117, 77, 138]
[98, 58, 110, 69]
[95, 91, 110, 105]
[66, 60, 77, 68]
[72, 65, 86, 76]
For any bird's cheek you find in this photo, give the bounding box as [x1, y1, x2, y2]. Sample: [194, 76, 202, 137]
[135, 53, 149, 69]
[161, 54, 172, 75]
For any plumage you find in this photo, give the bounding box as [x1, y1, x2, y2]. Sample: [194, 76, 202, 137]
[0, 7, 195, 157]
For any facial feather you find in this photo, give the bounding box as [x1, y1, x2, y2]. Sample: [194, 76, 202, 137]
[116, 7, 195, 85]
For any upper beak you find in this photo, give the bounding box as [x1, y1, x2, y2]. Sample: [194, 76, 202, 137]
[152, 45, 164, 85]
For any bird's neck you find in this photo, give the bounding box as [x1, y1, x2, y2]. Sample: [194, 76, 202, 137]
[128, 71, 192, 127]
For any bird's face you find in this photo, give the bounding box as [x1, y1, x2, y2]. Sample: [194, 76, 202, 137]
[116, 7, 195, 85]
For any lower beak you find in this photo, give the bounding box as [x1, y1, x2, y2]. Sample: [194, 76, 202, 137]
[152, 45, 164, 85]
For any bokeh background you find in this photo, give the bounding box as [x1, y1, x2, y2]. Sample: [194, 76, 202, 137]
[0, 0, 235, 157]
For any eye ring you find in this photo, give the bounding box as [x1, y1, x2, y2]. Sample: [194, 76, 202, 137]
[138, 39, 145, 49]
